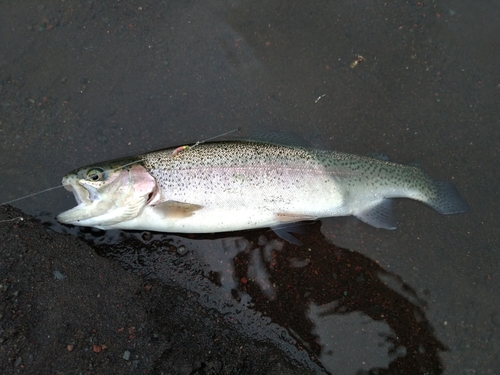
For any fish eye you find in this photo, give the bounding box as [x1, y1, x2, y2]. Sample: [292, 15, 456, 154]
[87, 168, 104, 181]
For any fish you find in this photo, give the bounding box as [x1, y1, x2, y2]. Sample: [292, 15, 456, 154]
[56, 141, 468, 234]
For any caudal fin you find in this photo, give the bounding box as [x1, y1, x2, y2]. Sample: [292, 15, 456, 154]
[425, 180, 469, 214]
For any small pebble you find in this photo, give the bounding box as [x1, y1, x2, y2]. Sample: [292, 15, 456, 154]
[53, 270, 67, 280]
[141, 232, 152, 242]
[289, 257, 310, 268]
[176, 245, 187, 255]
[123, 350, 130, 361]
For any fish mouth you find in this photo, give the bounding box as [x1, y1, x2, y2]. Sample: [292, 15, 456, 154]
[57, 176, 103, 225]
[63, 178, 90, 204]
[61, 173, 103, 204]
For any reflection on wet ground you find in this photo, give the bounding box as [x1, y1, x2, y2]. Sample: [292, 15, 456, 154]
[51, 219, 446, 374]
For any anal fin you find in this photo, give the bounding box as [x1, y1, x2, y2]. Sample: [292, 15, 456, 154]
[271, 223, 310, 246]
[272, 213, 316, 245]
[354, 199, 397, 229]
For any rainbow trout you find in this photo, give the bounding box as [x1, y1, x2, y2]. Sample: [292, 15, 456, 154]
[57, 141, 468, 233]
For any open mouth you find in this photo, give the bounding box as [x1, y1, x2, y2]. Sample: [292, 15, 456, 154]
[64, 183, 87, 205]
[57, 176, 98, 224]
[57, 173, 123, 226]
[62, 175, 97, 205]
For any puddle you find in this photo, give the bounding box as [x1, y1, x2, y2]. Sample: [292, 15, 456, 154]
[48, 217, 446, 374]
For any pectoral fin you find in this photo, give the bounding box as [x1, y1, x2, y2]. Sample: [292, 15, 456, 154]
[153, 201, 203, 219]
[274, 212, 317, 223]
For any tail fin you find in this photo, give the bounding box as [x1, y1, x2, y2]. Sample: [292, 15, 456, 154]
[426, 180, 469, 214]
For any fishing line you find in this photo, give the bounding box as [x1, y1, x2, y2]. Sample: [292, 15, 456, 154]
[0, 217, 24, 223]
[113, 128, 241, 167]
[0, 185, 64, 206]
[193, 127, 240, 146]
[114, 160, 144, 170]
[1, 128, 242, 206]
[172, 128, 240, 157]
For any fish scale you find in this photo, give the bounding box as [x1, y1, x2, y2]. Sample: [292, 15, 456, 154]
[57, 141, 468, 234]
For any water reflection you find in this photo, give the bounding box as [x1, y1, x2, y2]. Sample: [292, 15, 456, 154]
[53, 219, 445, 374]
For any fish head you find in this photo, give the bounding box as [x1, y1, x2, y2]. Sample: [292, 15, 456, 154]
[57, 160, 159, 228]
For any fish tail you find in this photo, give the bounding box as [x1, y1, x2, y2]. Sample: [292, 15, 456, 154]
[424, 180, 469, 214]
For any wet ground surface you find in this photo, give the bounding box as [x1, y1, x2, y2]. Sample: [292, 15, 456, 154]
[0, 205, 314, 375]
[1, 0, 499, 374]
